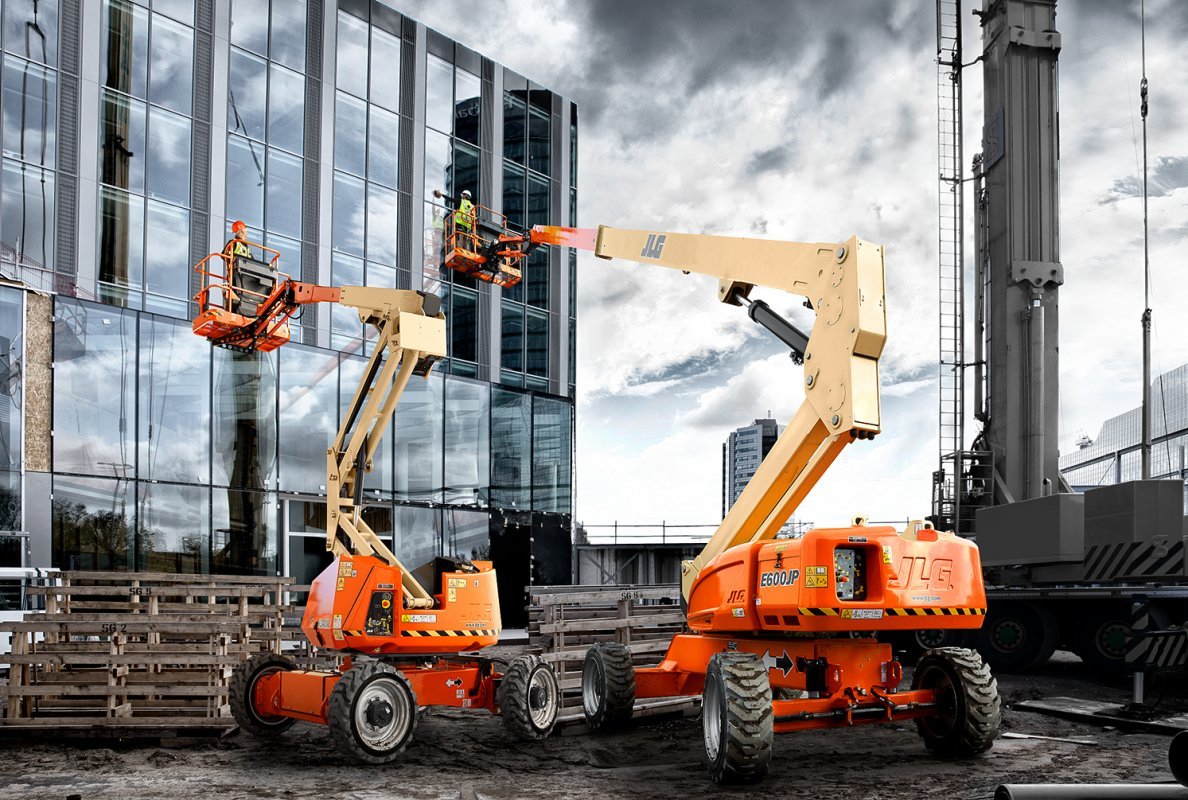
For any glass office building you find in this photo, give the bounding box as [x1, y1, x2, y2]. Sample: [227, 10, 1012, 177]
[0, 0, 577, 622]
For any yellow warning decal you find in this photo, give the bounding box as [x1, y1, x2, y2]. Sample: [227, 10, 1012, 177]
[448, 577, 467, 588]
[806, 575, 829, 588]
[881, 545, 893, 564]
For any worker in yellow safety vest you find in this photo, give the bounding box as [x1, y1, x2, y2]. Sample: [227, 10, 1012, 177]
[224, 220, 253, 263]
[454, 189, 476, 233]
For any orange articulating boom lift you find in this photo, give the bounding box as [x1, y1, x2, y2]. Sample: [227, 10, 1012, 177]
[193, 238, 558, 763]
[507, 224, 1003, 784]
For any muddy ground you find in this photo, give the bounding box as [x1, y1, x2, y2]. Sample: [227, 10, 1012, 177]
[1, 652, 1184, 800]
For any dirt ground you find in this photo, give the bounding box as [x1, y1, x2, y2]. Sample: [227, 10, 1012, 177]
[1, 652, 1184, 800]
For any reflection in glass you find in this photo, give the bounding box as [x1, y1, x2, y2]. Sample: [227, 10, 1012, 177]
[526, 310, 548, 377]
[454, 141, 479, 203]
[278, 343, 339, 494]
[366, 261, 396, 289]
[213, 347, 277, 488]
[144, 200, 190, 301]
[491, 388, 530, 509]
[153, 0, 194, 25]
[445, 508, 489, 561]
[138, 316, 209, 483]
[527, 173, 549, 228]
[0, 470, 20, 532]
[229, 47, 267, 141]
[148, 14, 193, 115]
[425, 54, 453, 134]
[395, 505, 439, 573]
[367, 105, 399, 188]
[335, 10, 368, 99]
[503, 92, 525, 165]
[230, 0, 268, 56]
[449, 287, 477, 363]
[421, 202, 446, 295]
[330, 252, 363, 347]
[98, 186, 145, 293]
[266, 147, 302, 239]
[1, 157, 55, 268]
[0, 288, 22, 471]
[528, 105, 550, 174]
[332, 171, 365, 257]
[366, 183, 397, 266]
[501, 305, 523, 371]
[527, 246, 548, 309]
[100, 90, 145, 192]
[270, 0, 307, 71]
[268, 63, 305, 154]
[454, 68, 480, 146]
[138, 482, 209, 573]
[423, 127, 451, 203]
[2, 55, 57, 170]
[52, 475, 133, 571]
[212, 488, 277, 575]
[289, 533, 333, 594]
[443, 376, 489, 507]
[145, 107, 190, 205]
[369, 27, 400, 111]
[101, 0, 147, 98]
[533, 397, 572, 513]
[394, 373, 443, 503]
[226, 134, 265, 228]
[4, 0, 59, 66]
[333, 91, 366, 176]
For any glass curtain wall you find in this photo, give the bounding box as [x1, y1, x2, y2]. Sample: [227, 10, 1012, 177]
[0, 287, 22, 532]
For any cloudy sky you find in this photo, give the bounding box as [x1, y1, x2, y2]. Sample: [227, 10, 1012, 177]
[401, 0, 1188, 532]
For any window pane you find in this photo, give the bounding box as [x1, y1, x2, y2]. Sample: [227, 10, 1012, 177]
[501, 304, 523, 371]
[138, 316, 209, 483]
[100, 90, 145, 192]
[268, 63, 304, 154]
[138, 482, 209, 573]
[491, 387, 530, 509]
[333, 91, 366, 176]
[331, 252, 363, 346]
[52, 299, 136, 475]
[503, 92, 525, 164]
[225, 134, 264, 228]
[454, 140, 479, 204]
[528, 105, 550, 174]
[423, 127, 451, 203]
[454, 68, 480, 146]
[533, 397, 572, 513]
[4, 0, 59, 66]
[332, 171, 365, 256]
[449, 287, 476, 363]
[0, 289, 22, 471]
[394, 372, 443, 503]
[527, 246, 548, 309]
[270, 0, 306, 71]
[502, 162, 524, 232]
[422, 202, 446, 294]
[443, 376, 488, 507]
[52, 476, 133, 571]
[365, 261, 396, 288]
[369, 26, 399, 111]
[229, 47, 266, 141]
[1, 158, 55, 268]
[527, 173, 549, 228]
[278, 344, 339, 493]
[367, 105, 398, 188]
[101, 0, 148, 98]
[444, 508, 488, 561]
[366, 183, 397, 266]
[2, 55, 57, 169]
[212, 488, 277, 575]
[153, 0, 193, 25]
[394, 505, 439, 572]
[266, 147, 302, 239]
[212, 347, 277, 488]
[570, 120, 577, 187]
[335, 10, 368, 99]
[145, 107, 190, 205]
[97, 186, 145, 291]
[526, 310, 547, 377]
[144, 200, 189, 299]
[149, 14, 193, 115]
[230, 0, 268, 56]
[425, 54, 453, 134]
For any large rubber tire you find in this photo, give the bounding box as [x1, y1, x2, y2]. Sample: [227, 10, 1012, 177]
[912, 647, 1001, 757]
[702, 652, 773, 785]
[1073, 608, 1131, 676]
[891, 629, 974, 666]
[498, 655, 560, 740]
[327, 661, 417, 765]
[977, 601, 1058, 671]
[581, 642, 636, 732]
[229, 653, 298, 737]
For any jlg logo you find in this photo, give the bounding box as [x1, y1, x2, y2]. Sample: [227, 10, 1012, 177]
[641, 233, 666, 259]
[727, 589, 746, 604]
[898, 557, 953, 590]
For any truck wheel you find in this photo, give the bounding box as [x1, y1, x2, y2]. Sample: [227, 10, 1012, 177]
[328, 661, 417, 764]
[913, 647, 1001, 757]
[499, 655, 559, 740]
[977, 601, 1058, 671]
[1073, 610, 1130, 675]
[703, 652, 773, 785]
[229, 653, 297, 737]
[582, 642, 636, 732]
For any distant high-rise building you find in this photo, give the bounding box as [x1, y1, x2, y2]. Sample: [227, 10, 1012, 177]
[722, 419, 782, 516]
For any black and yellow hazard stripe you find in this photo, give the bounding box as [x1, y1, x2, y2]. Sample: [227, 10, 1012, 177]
[797, 607, 986, 617]
[400, 629, 499, 637]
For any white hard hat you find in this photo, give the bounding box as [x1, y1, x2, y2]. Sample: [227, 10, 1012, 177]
[461, 189, 472, 198]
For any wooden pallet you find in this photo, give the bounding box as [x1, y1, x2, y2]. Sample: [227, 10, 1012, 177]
[527, 585, 698, 725]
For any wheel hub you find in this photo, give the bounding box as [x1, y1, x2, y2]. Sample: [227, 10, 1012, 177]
[993, 619, 1025, 651]
[529, 684, 547, 711]
[365, 697, 394, 728]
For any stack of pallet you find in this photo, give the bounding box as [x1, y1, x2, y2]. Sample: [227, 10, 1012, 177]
[527, 584, 696, 725]
[0, 571, 296, 737]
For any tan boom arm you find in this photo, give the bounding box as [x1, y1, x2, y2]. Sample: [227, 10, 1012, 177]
[533, 225, 887, 601]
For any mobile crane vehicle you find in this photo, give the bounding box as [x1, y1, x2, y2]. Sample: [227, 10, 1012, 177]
[193, 236, 558, 763]
[489, 224, 1002, 784]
